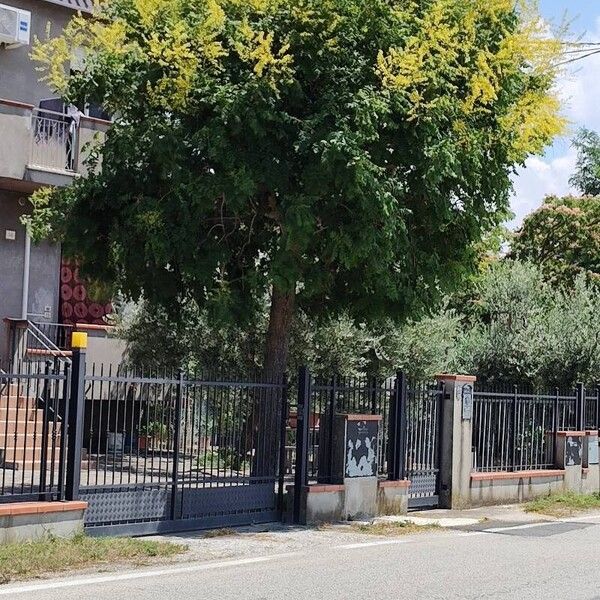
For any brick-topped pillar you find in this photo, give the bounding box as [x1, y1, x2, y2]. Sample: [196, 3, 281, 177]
[554, 431, 584, 493]
[435, 374, 477, 509]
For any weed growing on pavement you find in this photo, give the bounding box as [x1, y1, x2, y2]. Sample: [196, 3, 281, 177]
[525, 492, 600, 517]
[0, 532, 186, 584]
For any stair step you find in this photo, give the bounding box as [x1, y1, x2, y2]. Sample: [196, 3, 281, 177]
[0, 407, 48, 421]
[0, 396, 38, 410]
[0, 419, 59, 434]
[2, 446, 63, 461]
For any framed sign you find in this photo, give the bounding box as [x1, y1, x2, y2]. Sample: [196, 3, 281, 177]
[345, 419, 378, 478]
[462, 384, 473, 421]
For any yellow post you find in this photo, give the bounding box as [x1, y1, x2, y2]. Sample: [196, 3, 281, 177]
[71, 331, 88, 349]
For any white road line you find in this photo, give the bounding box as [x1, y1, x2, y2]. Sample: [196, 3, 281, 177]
[482, 522, 557, 533]
[0, 553, 301, 596]
[337, 539, 409, 549]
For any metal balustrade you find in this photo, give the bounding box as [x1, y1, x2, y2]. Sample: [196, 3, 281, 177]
[29, 108, 78, 172]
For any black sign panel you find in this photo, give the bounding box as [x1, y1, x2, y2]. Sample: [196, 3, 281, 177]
[345, 419, 378, 478]
[565, 436, 582, 466]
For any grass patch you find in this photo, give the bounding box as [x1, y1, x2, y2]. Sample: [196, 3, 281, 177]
[0, 533, 186, 584]
[350, 521, 441, 537]
[525, 492, 600, 517]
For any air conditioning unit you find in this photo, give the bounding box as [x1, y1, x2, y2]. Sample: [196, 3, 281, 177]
[0, 3, 31, 48]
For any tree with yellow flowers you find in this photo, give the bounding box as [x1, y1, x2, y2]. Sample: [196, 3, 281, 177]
[29, 0, 565, 384]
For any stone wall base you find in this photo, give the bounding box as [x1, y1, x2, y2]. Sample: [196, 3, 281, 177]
[286, 480, 410, 525]
[0, 502, 87, 544]
[469, 471, 565, 506]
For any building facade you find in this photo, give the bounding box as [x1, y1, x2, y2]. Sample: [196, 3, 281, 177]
[0, 0, 111, 362]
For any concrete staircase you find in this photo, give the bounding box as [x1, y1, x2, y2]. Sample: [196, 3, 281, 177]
[0, 383, 63, 471]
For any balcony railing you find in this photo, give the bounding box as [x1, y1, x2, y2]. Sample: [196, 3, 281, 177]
[29, 108, 79, 173]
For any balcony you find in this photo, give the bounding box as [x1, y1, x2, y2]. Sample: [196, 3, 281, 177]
[0, 98, 108, 190]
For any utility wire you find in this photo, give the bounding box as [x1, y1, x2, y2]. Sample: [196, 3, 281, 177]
[556, 48, 600, 67]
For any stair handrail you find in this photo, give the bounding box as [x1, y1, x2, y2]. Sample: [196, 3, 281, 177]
[27, 321, 73, 365]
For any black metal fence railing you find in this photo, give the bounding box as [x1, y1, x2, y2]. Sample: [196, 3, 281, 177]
[80, 365, 287, 492]
[288, 368, 443, 507]
[471, 384, 594, 473]
[0, 360, 70, 502]
[305, 375, 394, 483]
[79, 365, 288, 531]
[404, 381, 444, 503]
[585, 386, 600, 431]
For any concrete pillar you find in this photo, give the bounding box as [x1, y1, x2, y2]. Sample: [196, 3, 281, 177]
[582, 431, 599, 494]
[435, 374, 477, 509]
[554, 431, 584, 493]
[332, 414, 381, 519]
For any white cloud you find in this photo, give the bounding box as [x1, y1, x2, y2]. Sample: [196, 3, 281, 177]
[509, 16, 600, 228]
[510, 146, 577, 227]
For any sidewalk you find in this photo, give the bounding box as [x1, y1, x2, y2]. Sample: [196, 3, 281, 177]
[148, 503, 551, 564]
[398, 503, 553, 526]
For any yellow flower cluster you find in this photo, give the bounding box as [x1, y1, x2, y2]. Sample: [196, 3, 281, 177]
[375, 0, 565, 160]
[33, 0, 296, 109]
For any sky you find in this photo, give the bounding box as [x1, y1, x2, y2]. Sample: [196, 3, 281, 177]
[510, 0, 600, 226]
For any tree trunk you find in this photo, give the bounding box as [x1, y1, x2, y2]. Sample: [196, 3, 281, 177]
[252, 286, 295, 477]
[264, 286, 296, 379]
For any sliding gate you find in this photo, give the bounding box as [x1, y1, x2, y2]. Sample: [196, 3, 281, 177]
[78, 368, 287, 536]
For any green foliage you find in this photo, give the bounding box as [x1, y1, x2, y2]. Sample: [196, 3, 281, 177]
[27, 0, 562, 340]
[197, 448, 248, 472]
[367, 311, 461, 381]
[570, 128, 600, 196]
[511, 195, 600, 287]
[455, 261, 600, 387]
[120, 301, 458, 380]
[122, 259, 600, 388]
[139, 420, 168, 440]
[525, 492, 600, 517]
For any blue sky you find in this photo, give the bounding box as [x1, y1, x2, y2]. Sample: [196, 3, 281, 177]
[511, 1, 600, 225]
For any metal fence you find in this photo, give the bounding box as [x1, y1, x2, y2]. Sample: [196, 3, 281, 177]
[0, 360, 70, 502]
[79, 365, 288, 533]
[288, 368, 444, 510]
[7, 348, 597, 528]
[585, 386, 600, 431]
[471, 384, 590, 473]
[30, 108, 78, 172]
[298, 375, 394, 483]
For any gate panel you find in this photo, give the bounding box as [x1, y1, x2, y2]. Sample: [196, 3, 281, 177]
[0, 360, 69, 503]
[81, 486, 172, 526]
[405, 381, 443, 508]
[179, 483, 277, 520]
[80, 368, 286, 535]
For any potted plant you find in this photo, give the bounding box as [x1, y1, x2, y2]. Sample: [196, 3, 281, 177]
[138, 421, 167, 452]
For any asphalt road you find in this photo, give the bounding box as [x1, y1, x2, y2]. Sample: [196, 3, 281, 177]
[5, 516, 600, 600]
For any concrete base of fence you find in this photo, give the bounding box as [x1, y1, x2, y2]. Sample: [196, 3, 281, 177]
[469, 470, 565, 506]
[285, 485, 345, 524]
[286, 480, 410, 525]
[581, 467, 600, 494]
[377, 480, 410, 515]
[344, 477, 378, 520]
[0, 501, 87, 544]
